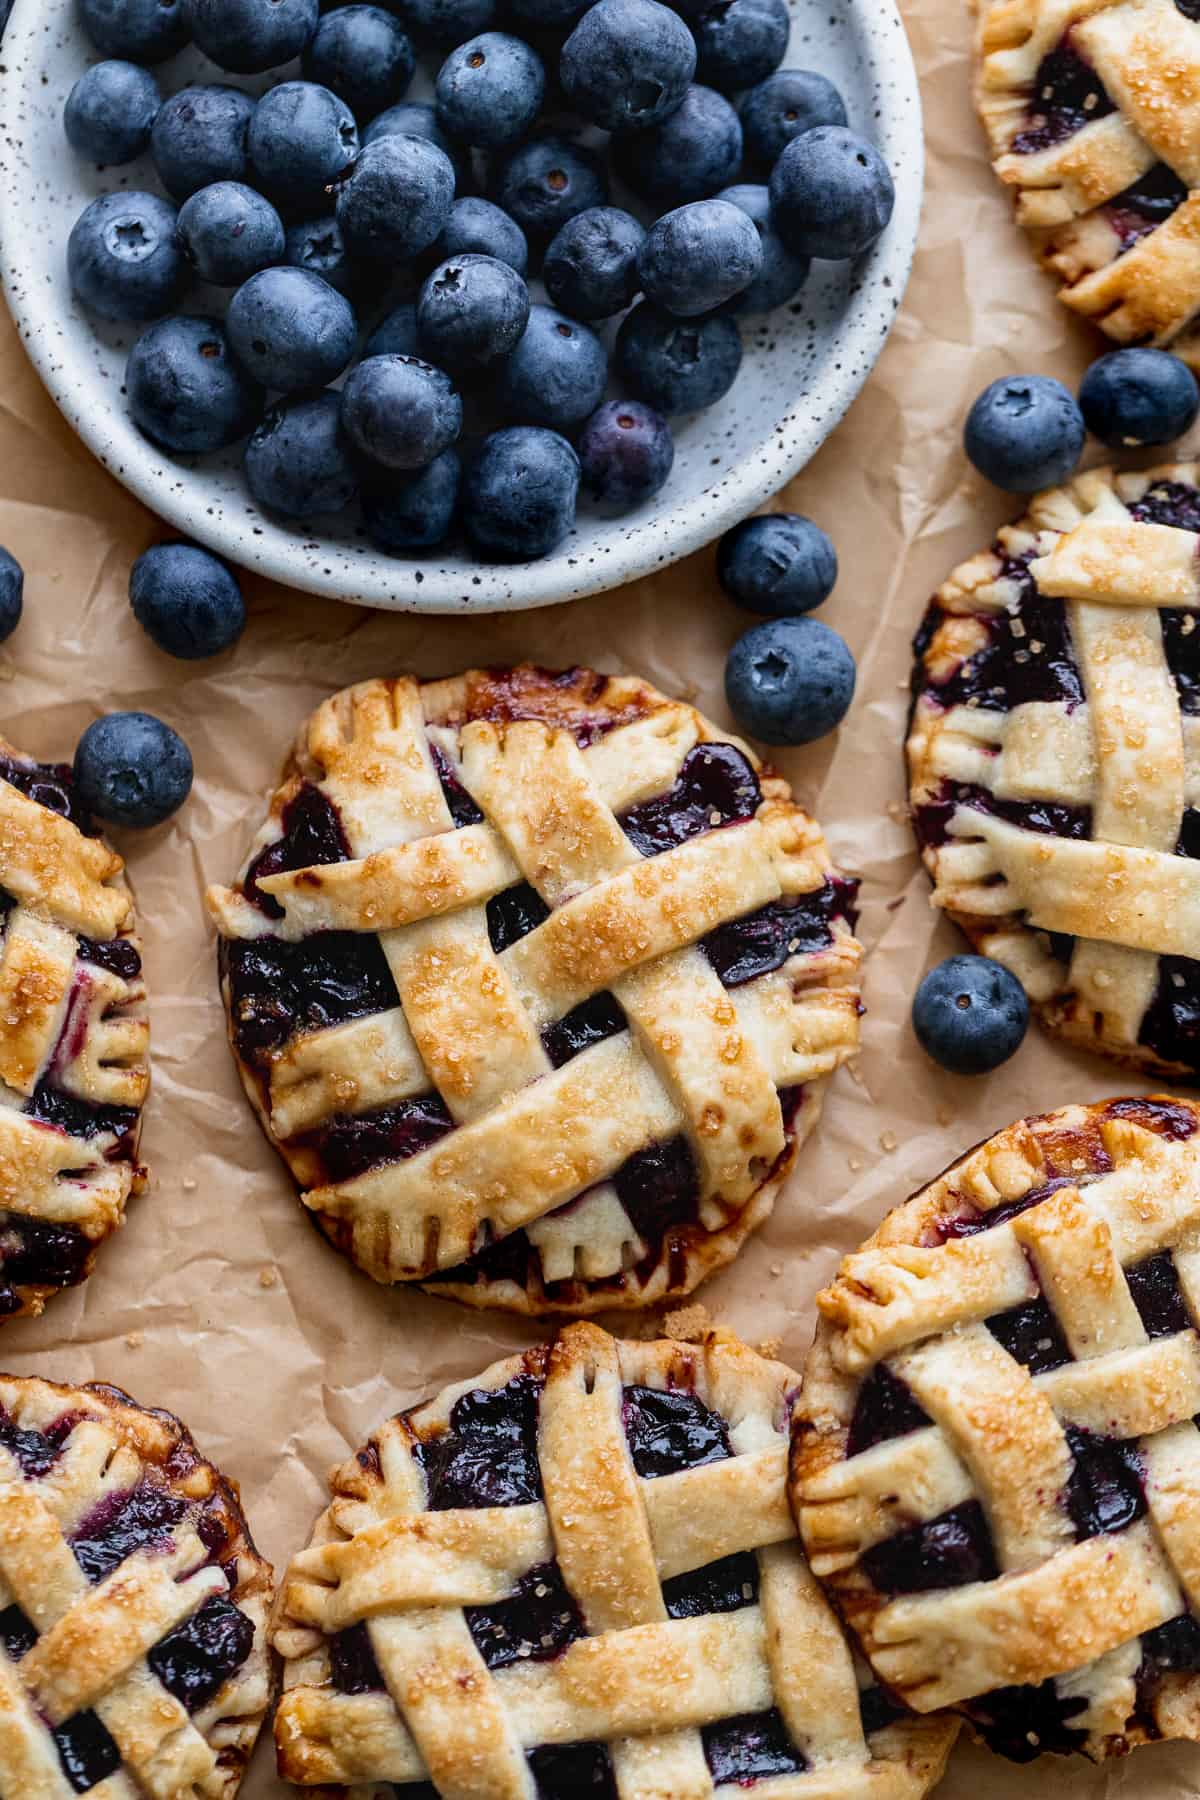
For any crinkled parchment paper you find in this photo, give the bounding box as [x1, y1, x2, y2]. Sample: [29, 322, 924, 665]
[1, 0, 1198, 1791]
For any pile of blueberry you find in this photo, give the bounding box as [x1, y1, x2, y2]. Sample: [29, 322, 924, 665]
[63, 0, 895, 563]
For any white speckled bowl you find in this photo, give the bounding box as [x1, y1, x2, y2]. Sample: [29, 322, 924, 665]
[0, 0, 922, 613]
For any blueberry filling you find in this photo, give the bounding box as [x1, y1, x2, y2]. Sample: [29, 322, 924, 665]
[53, 1711, 121, 1793]
[306, 1094, 454, 1183]
[1106, 1096, 1199, 1140]
[1125, 1251, 1192, 1338]
[1163, 610, 1200, 716]
[430, 743, 484, 827]
[701, 879, 857, 987]
[1129, 478, 1200, 536]
[243, 782, 351, 919]
[0, 1602, 37, 1660]
[543, 992, 627, 1067]
[329, 1619, 383, 1694]
[702, 1709, 808, 1783]
[1141, 1611, 1200, 1675]
[1065, 1428, 1146, 1540]
[619, 743, 761, 857]
[1107, 165, 1189, 250]
[662, 1549, 759, 1618]
[846, 1364, 932, 1456]
[425, 1375, 544, 1510]
[0, 1215, 93, 1306]
[0, 755, 94, 834]
[622, 1383, 731, 1479]
[71, 1480, 187, 1583]
[919, 582, 1084, 712]
[1178, 809, 1200, 857]
[76, 935, 142, 982]
[914, 781, 1091, 852]
[24, 1080, 139, 1150]
[148, 1594, 255, 1712]
[487, 880, 550, 953]
[936, 1176, 1080, 1240]
[1139, 958, 1200, 1076]
[860, 1684, 908, 1735]
[611, 1135, 701, 1252]
[986, 1297, 1071, 1374]
[1011, 41, 1114, 154]
[0, 1408, 84, 1477]
[863, 1500, 999, 1595]
[969, 1681, 1089, 1762]
[465, 1560, 585, 1669]
[223, 932, 399, 1066]
[528, 1743, 618, 1799]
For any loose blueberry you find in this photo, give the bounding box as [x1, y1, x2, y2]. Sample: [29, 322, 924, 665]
[336, 134, 456, 262]
[769, 125, 894, 259]
[74, 713, 193, 829]
[284, 216, 360, 296]
[365, 301, 421, 358]
[244, 391, 359, 516]
[741, 68, 848, 171]
[361, 449, 461, 550]
[303, 5, 415, 119]
[498, 304, 607, 430]
[715, 182, 809, 313]
[0, 550, 23, 644]
[724, 616, 856, 745]
[185, 0, 320, 74]
[248, 81, 359, 214]
[418, 254, 531, 373]
[177, 182, 285, 287]
[638, 199, 762, 316]
[362, 99, 473, 189]
[436, 32, 545, 148]
[431, 197, 528, 274]
[227, 267, 358, 392]
[615, 301, 742, 412]
[1079, 348, 1200, 448]
[463, 426, 579, 559]
[79, 0, 190, 62]
[491, 134, 608, 246]
[612, 84, 742, 208]
[578, 400, 673, 512]
[912, 955, 1030, 1076]
[693, 0, 788, 94]
[717, 513, 836, 615]
[341, 355, 463, 468]
[560, 0, 695, 132]
[964, 374, 1086, 492]
[64, 61, 161, 166]
[543, 207, 644, 320]
[151, 84, 254, 202]
[127, 316, 263, 452]
[68, 191, 185, 324]
[396, 0, 496, 47]
[129, 542, 246, 659]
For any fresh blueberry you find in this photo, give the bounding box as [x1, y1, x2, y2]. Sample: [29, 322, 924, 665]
[578, 399, 673, 512]
[151, 84, 254, 202]
[303, 6, 415, 119]
[127, 315, 263, 452]
[491, 135, 608, 245]
[560, 0, 695, 132]
[68, 192, 185, 323]
[717, 513, 836, 614]
[912, 955, 1030, 1076]
[177, 182, 285, 286]
[615, 302, 741, 412]
[418, 254, 530, 373]
[284, 216, 360, 296]
[724, 615, 856, 745]
[248, 82, 359, 214]
[430, 197, 528, 273]
[244, 390, 358, 516]
[365, 301, 420, 357]
[74, 712, 193, 828]
[64, 61, 161, 166]
[0, 549, 23, 643]
[769, 124, 895, 259]
[499, 304, 607, 430]
[612, 84, 741, 208]
[714, 183, 808, 312]
[463, 426, 579, 559]
[361, 448, 461, 549]
[79, 0, 190, 62]
[638, 200, 762, 316]
[336, 134, 456, 262]
[227, 267, 358, 392]
[396, 0, 496, 48]
[341, 355, 462, 468]
[693, 0, 788, 93]
[362, 100, 472, 189]
[1079, 348, 1200, 448]
[129, 541, 246, 658]
[964, 374, 1086, 492]
[741, 68, 847, 171]
[185, 0, 320, 73]
[436, 33, 545, 148]
[543, 207, 644, 319]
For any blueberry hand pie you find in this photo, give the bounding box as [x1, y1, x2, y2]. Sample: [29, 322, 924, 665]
[793, 1096, 1200, 1763]
[909, 465, 1200, 1079]
[0, 1373, 273, 1796]
[271, 1321, 957, 1797]
[207, 667, 862, 1315]
[0, 738, 149, 1321]
[975, 0, 1200, 363]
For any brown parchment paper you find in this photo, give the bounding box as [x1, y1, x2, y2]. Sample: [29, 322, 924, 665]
[2, 0, 1200, 1793]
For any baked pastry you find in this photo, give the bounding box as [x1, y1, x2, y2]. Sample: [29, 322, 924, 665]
[0, 737, 149, 1321]
[793, 1095, 1200, 1764]
[0, 1372, 273, 1795]
[207, 666, 862, 1315]
[974, 0, 1200, 365]
[271, 1320, 958, 1797]
[909, 463, 1200, 1079]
